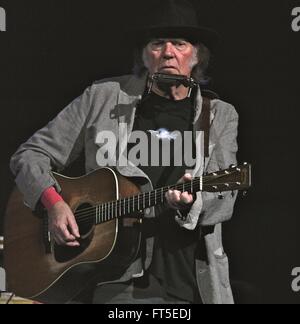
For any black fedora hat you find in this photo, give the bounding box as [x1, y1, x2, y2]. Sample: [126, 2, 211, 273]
[134, 0, 218, 51]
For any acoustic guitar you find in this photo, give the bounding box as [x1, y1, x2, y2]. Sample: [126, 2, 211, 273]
[4, 163, 251, 303]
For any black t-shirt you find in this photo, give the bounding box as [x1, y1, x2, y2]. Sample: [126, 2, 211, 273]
[130, 91, 200, 302]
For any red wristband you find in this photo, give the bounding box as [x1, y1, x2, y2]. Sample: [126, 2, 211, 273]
[41, 187, 63, 210]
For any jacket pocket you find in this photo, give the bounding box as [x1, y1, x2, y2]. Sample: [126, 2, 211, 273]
[214, 253, 231, 288]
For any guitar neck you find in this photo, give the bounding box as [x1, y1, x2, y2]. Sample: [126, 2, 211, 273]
[92, 178, 203, 225]
[86, 163, 251, 225]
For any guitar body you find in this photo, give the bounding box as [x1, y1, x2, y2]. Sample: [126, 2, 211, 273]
[4, 168, 143, 304]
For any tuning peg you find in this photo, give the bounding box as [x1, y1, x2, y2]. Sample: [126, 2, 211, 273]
[243, 162, 248, 166]
[243, 191, 248, 197]
[229, 164, 236, 169]
[218, 193, 224, 200]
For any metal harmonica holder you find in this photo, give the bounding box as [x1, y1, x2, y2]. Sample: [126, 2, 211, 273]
[148, 73, 198, 97]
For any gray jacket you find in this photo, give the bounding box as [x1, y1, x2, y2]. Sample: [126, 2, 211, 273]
[10, 74, 239, 304]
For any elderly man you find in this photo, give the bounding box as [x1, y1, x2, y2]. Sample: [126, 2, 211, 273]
[10, 0, 238, 304]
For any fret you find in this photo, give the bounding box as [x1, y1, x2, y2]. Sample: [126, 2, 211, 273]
[123, 198, 126, 216]
[183, 183, 185, 192]
[191, 181, 193, 194]
[138, 195, 140, 211]
[132, 196, 135, 212]
[108, 203, 111, 220]
[161, 188, 164, 203]
[154, 190, 157, 205]
[101, 204, 103, 223]
[143, 193, 146, 209]
[149, 191, 151, 207]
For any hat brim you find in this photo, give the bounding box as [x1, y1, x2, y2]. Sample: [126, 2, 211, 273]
[133, 26, 219, 51]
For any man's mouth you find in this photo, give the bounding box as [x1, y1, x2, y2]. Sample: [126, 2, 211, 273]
[161, 66, 176, 69]
[159, 66, 177, 71]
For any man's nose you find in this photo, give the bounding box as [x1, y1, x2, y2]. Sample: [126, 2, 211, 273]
[162, 42, 176, 58]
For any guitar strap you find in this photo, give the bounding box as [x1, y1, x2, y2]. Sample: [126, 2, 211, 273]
[198, 89, 219, 158]
[155, 90, 219, 189]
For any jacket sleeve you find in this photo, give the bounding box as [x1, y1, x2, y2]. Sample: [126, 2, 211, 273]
[10, 86, 93, 210]
[176, 104, 239, 229]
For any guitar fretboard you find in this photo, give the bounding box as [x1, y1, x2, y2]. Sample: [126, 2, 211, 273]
[73, 163, 251, 225]
[88, 178, 203, 225]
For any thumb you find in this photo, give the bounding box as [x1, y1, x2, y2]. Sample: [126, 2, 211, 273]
[68, 214, 80, 238]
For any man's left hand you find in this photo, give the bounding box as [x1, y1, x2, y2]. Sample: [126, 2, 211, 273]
[165, 173, 194, 211]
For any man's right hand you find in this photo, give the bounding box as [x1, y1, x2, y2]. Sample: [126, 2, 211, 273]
[48, 201, 81, 247]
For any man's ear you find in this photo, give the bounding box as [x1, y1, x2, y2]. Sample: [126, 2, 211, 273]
[142, 47, 150, 70]
[191, 45, 200, 68]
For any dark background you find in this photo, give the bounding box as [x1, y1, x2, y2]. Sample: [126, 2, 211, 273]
[0, 0, 299, 304]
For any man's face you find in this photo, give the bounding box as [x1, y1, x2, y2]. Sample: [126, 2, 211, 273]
[143, 38, 198, 77]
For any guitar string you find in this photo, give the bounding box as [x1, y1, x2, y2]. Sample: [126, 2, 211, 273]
[73, 180, 238, 224]
[74, 180, 241, 226]
[72, 174, 238, 221]
[73, 182, 196, 223]
[72, 178, 203, 220]
[76, 182, 241, 226]
[72, 174, 239, 223]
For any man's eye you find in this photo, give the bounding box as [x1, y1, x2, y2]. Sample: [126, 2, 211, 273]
[152, 41, 164, 46]
[176, 42, 187, 47]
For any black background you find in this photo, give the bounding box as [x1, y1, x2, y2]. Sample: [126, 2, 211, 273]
[0, 0, 300, 304]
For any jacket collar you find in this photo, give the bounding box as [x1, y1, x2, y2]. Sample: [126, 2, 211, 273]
[118, 73, 216, 128]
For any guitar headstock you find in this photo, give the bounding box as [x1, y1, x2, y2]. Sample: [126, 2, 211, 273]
[203, 163, 252, 192]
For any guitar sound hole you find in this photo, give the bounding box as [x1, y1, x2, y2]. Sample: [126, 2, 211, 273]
[75, 203, 94, 237]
